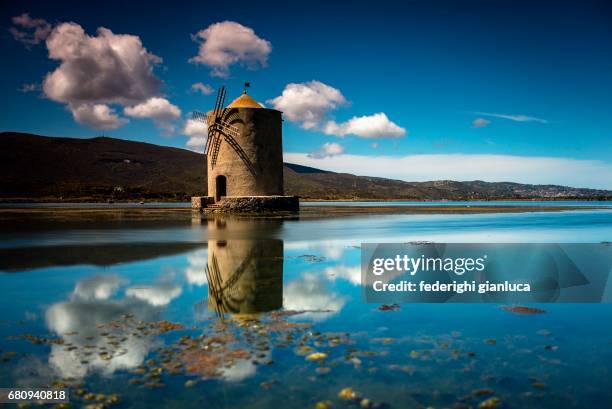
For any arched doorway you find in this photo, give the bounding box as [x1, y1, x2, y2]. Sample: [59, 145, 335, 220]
[215, 175, 227, 202]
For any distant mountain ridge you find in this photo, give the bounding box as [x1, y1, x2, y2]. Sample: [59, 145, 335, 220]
[1, 132, 610, 201]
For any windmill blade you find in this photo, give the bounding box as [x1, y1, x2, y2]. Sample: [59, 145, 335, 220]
[198, 85, 226, 128]
[213, 86, 226, 123]
[212, 86, 223, 119]
[216, 120, 240, 139]
[208, 88, 229, 167]
[213, 87, 221, 117]
[202, 86, 243, 170]
[200, 86, 228, 156]
[191, 109, 216, 154]
[209, 132, 223, 167]
[192, 110, 207, 123]
[205, 119, 218, 155]
[214, 120, 257, 176]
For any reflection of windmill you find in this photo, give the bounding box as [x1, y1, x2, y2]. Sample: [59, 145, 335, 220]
[204, 250, 256, 317]
[192, 86, 257, 175]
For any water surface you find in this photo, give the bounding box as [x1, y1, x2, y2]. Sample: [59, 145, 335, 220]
[1, 208, 611, 408]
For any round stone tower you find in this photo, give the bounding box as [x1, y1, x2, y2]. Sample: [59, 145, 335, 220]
[208, 92, 284, 201]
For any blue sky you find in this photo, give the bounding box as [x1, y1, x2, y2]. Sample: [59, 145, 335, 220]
[1, 0, 611, 188]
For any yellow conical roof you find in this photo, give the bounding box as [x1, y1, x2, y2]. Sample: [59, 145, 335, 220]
[227, 92, 263, 109]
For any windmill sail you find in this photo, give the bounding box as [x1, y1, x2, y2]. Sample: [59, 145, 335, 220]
[192, 85, 257, 174]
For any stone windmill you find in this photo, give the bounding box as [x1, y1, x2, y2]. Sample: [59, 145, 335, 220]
[191, 84, 298, 212]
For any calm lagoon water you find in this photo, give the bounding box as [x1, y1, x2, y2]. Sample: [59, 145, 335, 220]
[0, 208, 611, 408]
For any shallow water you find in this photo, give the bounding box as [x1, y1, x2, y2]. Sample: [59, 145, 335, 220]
[1, 208, 611, 408]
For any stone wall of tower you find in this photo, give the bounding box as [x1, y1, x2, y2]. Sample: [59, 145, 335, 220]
[207, 107, 284, 200]
[202, 153, 208, 196]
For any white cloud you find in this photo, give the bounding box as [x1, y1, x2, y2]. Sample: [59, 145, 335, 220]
[189, 21, 271, 77]
[71, 103, 128, 130]
[283, 273, 347, 321]
[72, 274, 124, 300]
[472, 118, 490, 128]
[124, 97, 181, 121]
[268, 81, 346, 129]
[124, 97, 181, 132]
[46, 298, 156, 379]
[10, 13, 52, 46]
[183, 118, 208, 152]
[475, 112, 547, 124]
[219, 358, 258, 382]
[308, 142, 344, 159]
[325, 264, 361, 285]
[45, 273, 161, 379]
[184, 250, 208, 286]
[186, 137, 206, 152]
[126, 283, 182, 307]
[191, 82, 214, 95]
[324, 113, 406, 138]
[284, 152, 612, 189]
[270, 82, 405, 138]
[285, 241, 347, 260]
[44, 23, 162, 106]
[183, 118, 208, 136]
[42, 22, 164, 130]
